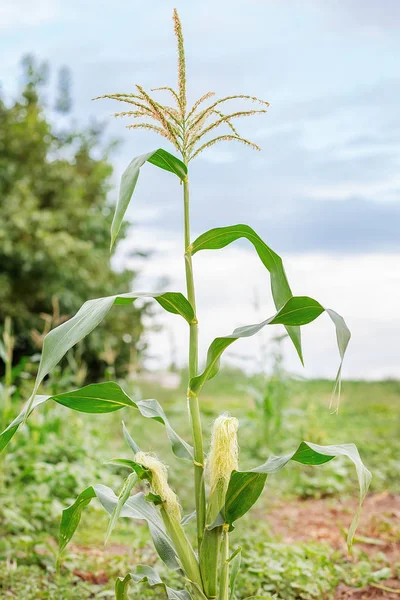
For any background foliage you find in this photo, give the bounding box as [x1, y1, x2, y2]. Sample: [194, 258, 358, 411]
[0, 56, 148, 379]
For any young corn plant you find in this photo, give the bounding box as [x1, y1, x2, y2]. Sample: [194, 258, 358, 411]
[1, 10, 371, 600]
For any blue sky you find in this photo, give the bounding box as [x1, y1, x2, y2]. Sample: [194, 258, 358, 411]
[1, 0, 400, 379]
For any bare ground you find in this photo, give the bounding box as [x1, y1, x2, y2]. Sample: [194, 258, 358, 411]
[266, 492, 400, 599]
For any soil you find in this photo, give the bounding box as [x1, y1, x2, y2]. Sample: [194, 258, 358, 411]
[70, 492, 400, 598]
[266, 492, 400, 599]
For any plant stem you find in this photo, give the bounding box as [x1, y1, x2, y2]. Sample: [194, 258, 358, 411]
[219, 525, 230, 600]
[183, 175, 206, 547]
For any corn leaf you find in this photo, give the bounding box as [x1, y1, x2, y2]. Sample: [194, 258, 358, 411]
[1, 382, 193, 460]
[122, 420, 140, 454]
[191, 224, 303, 362]
[189, 296, 350, 396]
[112, 149, 187, 247]
[217, 441, 371, 551]
[116, 565, 191, 600]
[59, 486, 96, 554]
[122, 399, 194, 460]
[7, 291, 192, 428]
[59, 486, 180, 571]
[34, 291, 194, 390]
[105, 472, 139, 545]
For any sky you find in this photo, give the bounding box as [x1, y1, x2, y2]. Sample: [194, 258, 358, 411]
[1, 0, 400, 379]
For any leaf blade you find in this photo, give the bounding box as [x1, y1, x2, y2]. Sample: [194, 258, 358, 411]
[1, 382, 193, 461]
[112, 149, 187, 247]
[118, 565, 191, 599]
[189, 296, 350, 396]
[60, 485, 180, 571]
[15, 291, 192, 426]
[191, 224, 302, 361]
[222, 441, 371, 550]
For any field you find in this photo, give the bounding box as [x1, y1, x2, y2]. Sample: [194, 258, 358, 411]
[1, 372, 399, 599]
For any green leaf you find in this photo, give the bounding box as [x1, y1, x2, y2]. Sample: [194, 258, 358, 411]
[122, 420, 140, 454]
[220, 441, 371, 551]
[36, 291, 193, 393]
[189, 296, 350, 396]
[105, 472, 139, 545]
[112, 149, 187, 248]
[5, 291, 192, 430]
[268, 296, 324, 325]
[132, 565, 191, 599]
[59, 485, 180, 571]
[125, 398, 193, 460]
[116, 565, 191, 600]
[102, 489, 180, 570]
[53, 382, 138, 413]
[59, 486, 96, 554]
[229, 547, 242, 600]
[191, 224, 303, 362]
[1, 382, 193, 460]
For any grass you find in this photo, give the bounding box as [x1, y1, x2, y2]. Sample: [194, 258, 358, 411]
[1, 372, 399, 598]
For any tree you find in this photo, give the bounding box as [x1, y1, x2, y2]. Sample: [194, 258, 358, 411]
[0, 56, 148, 379]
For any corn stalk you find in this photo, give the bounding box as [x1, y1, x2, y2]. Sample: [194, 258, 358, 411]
[0, 10, 372, 600]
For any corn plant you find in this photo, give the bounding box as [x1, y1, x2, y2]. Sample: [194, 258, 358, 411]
[0, 10, 371, 600]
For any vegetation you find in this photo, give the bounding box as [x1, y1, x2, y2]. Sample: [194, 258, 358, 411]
[1, 376, 399, 598]
[2, 9, 397, 600]
[0, 56, 147, 378]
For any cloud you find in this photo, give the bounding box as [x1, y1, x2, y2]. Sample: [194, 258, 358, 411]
[0, 0, 60, 29]
[322, 0, 400, 32]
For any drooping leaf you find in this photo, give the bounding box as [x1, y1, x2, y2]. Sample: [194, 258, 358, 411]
[112, 149, 187, 247]
[1, 382, 193, 460]
[189, 296, 350, 397]
[59, 486, 96, 554]
[105, 472, 139, 545]
[23, 290, 193, 415]
[110, 490, 180, 570]
[326, 308, 352, 410]
[191, 224, 303, 362]
[116, 565, 191, 600]
[59, 485, 180, 571]
[127, 398, 193, 460]
[217, 441, 371, 551]
[122, 420, 140, 454]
